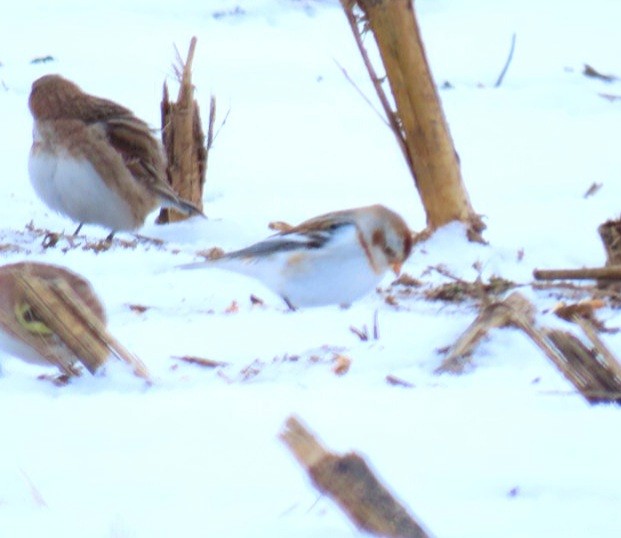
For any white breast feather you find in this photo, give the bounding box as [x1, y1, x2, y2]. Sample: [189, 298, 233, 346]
[0, 328, 55, 366]
[28, 152, 138, 231]
[214, 225, 384, 307]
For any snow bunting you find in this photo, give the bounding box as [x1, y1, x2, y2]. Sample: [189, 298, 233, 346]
[181, 204, 413, 309]
[0, 262, 107, 376]
[28, 74, 203, 238]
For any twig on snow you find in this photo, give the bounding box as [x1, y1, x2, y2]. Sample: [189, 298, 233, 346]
[280, 415, 431, 538]
[494, 33, 517, 87]
[338, 0, 413, 174]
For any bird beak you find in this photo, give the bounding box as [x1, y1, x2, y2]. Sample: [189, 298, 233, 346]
[391, 262, 402, 276]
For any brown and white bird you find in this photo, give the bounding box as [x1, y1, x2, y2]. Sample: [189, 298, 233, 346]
[0, 261, 150, 381]
[180, 204, 413, 309]
[28, 74, 203, 238]
[0, 262, 108, 376]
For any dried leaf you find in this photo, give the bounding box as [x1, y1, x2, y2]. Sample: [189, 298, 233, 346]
[583, 63, 617, 82]
[349, 325, 369, 341]
[391, 273, 422, 287]
[37, 373, 73, 386]
[42, 232, 60, 248]
[385, 374, 414, 388]
[128, 304, 149, 314]
[250, 294, 264, 306]
[384, 295, 399, 306]
[553, 300, 605, 322]
[224, 300, 239, 314]
[332, 354, 352, 376]
[268, 220, 294, 233]
[516, 248, 525, 262]
[425, 282, 469, 302]
[196, 247, 225, 260]
[583, 182, 603, 198]
[553, 300, 610, 332]
[30, 55, 55, 64]
[173, 355, 228, 368]
[240, 359, 264, 381]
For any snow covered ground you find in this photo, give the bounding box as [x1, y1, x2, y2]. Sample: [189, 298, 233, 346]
[1, 0, 621, 536]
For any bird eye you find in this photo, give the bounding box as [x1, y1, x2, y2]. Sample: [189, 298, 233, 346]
[383, 246, 397, 259]
[14, 302, 53, 335]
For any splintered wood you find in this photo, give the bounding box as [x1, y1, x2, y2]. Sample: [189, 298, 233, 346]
[533, 218, 621, 290]
[340, 0, 484, 241]
[158, 36, 208, 223]
[436, 291, 621, 404]
[17, 274, 109, 374]
[16, 273, 150, 382]
[173, 355, 228, 369]
[435, 293, 534, 374]
[280, 416, 431, 538]
[544, 328, 621, 403]
[598, 219, 621, 266]
[552, 300, 607, 331]
[534, 267, 621, 281]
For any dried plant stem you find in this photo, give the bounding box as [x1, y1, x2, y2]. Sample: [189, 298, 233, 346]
[173, 355, 228, 368]
[573, 316, 621, 384]
[158, 36, 206, 223]
[16, 274, 109, 374]
[535, 220, 621, 286]
[494, 33, 517, 87]
[334, 59, 389, 126]
[436, 291, 621, 404]
[534, 267, 621, 281]
[16, 274, 151, 382]
[280, 416, 431, 538]
[435, 292, 534, 374]
[510, 319, 602, 397]
[206, 95, 217, 150]
[598, 220, 621, 265]
[338, 3, 412, 171]
[583, 64, 617, 83]
[543, 328, 621, 404]
[340, 0, 484, 239]
[20, 468, 47, 508]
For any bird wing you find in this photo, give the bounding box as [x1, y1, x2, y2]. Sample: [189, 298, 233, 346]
[95, 107, 203, 217]
[179, 210, 359, 271]
[103, 116, 166, 186]
[224, 215, 356, 260]
[105, 115, 203, 215]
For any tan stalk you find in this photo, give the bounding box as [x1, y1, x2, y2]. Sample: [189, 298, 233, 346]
[341, 0, 484, 239]
[158, 36, 208, 223]
[280, 415, 431, 538]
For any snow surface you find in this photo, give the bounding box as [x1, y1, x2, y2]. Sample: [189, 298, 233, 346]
[1, 0, 621, 536]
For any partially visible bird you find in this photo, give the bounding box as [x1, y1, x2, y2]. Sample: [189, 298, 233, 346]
[0, 262, 108, 376]
[27, 74, 203, 239]
[180, 204, 413, 309]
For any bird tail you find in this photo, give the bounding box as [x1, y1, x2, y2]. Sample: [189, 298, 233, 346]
[149, 177, 206, 218]
[168, 197, 205, 217]
[159, 194, 206, 218]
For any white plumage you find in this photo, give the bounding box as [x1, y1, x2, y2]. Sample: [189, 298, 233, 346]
[181, 204, 413, 309]
[27, 74, 204, 237]
[29, 137, 137, 231]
